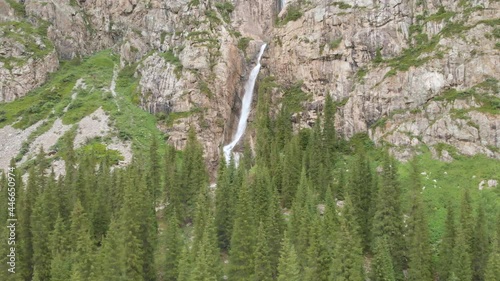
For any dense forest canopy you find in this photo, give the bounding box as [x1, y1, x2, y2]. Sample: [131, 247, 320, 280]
[1, 87, 500, 281]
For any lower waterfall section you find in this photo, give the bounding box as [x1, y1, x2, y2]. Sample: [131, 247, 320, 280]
[223, 43, 267, 164]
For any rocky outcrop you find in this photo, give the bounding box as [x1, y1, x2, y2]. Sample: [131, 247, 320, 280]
[0, 18, 59, 101]
[266, 0, 499, 160]
[1, 0, 498, 166]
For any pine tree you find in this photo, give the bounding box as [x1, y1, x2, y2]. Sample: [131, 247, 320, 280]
[406, 158, 432, 281]
[228, 179, 256, 281]
[450, 223, 473, 281]
[50, 215, 71, 281]
[120, 171, 146, 281]
[176, 127, 208, 222]
[278, 233, 302, 281]
[472, 199, 489, 281]
[254, 222, 273, 281]
[372, 154, 405, 278]
[69, 200, 95, 281]
[150, 137, 161, 200]
[31, 174, 58, 281]
[96, 218, 126, 281]
[347, 151, 375, 253]
[281, 136, 302, 208]
[17, 165, 39, 281]
[191, 214, 222, 281]
[438, 202, 456, 281]
[266, 184, 286, 278]
[289, 166, 316, 267]
[164, 145, 177, 204]
[484, 233, 500, 281]
[371, 236, 396, 281]
[304, 215, 330, 281]
[330, 194, 364, 281]
[164, 210, 183, 281]
[215, 156, 236, 251]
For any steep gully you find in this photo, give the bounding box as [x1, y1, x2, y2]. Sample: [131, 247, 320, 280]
[223, 43, 267, 164]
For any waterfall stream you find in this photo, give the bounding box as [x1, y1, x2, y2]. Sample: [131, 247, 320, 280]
[223, 43, 267, 164]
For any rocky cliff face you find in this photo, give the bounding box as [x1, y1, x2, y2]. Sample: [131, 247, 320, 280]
[267, 0, 499, 160]
[0, 0, 498, 167]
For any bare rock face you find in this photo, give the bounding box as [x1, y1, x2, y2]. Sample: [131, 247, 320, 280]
[266, 0, 500, 160]
[0, 20, 59, 101]
[1, 0, 498, 167]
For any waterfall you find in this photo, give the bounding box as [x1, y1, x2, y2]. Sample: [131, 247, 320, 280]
[223, 43, 267, 164]
[280, 0, 286, 11]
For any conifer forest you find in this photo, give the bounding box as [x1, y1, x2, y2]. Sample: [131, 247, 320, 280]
[1, 91, 500, 281]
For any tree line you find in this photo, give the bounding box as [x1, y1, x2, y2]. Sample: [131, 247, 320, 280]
[1, 92, 500, 281]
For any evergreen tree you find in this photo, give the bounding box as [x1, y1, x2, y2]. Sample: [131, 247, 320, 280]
[228, 179, 256, 281]
[278, 233, 302, 281]
[254, 222, 273, 281]
[215, 156, 236, 251]
[406, 158, 432, 281]
[96, 218, 126, 281]
[484, 233, 500, 281]
[450, 223, 473, 281]
[472, 199, 489, 281]
[267, 185, 286, 278]
[347, 151, 375, 253]
[120, 172, 146, 281]
[69, 200, 95, 281]
[304, 215, 330, 281]
[17, 165, 39, 281]
[164, 145, 177, 204]
[330, 194, 364, 281]
[438, 202, 457, 281]
[164, 210, 183, 281]
[372, 154, 405, 278]
[49, 215, 71, 281]
[148, 137, 161, 203]
[31, 173, 58, 281]
[281, 136, 302, 208]
[176, 127, 208, 222]
[371, 236, 396, 281]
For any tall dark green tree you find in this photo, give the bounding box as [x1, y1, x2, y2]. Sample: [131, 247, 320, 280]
[278, 233, 302, 281]
[215, 156, 236, 251]
[472, 198, 489, 281]
[228, 179, 256, 281]
[254, 222, 273, 281]
[372, 154, 405, 279]
[438, 202, 457, 281]
[371, 236, 396, 281]
[175, 127, 208, 222]
[330, 194, 364, 281]
[450, 223, 473, 281]
[485, 232, 500, 281]
[406, 158, 432, 281]
[164, 209, 183, 281]
[69, 200, 95, 281]
[148, 137, 161, 203]
[95, 217, 126, 281]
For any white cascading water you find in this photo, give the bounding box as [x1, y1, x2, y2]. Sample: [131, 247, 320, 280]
[223, 43, 267, 164]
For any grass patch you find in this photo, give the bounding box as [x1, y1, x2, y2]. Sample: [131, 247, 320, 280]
[159, 50, 183, 79]
[329, 38, 342, 49]
[77, 141, 124, 164]
[237, 37, 251, 53]
[5, 0, 26, 17]
[277, 5, 303, 26]
[331, 2, 352, 9]
[215, 2, 235, 23]
[397, 148, 500, 246]
[0, 50, 115, 129]
[282, 81, 311, 113]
